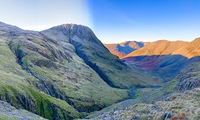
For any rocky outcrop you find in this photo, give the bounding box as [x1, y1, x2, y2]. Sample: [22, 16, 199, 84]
[176, 59, 200, 92]
[91, 88, 200, 120]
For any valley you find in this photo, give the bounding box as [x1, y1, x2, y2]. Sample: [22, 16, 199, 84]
[0, 21, 200, 120]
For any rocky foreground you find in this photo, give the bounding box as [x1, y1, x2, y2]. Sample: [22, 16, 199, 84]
[0, 100, 46, 120]
[92, 88, 200, 120]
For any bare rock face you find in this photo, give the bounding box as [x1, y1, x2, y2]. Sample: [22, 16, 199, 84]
[177, 78, 200, 91]
[176, 61, 200, 92]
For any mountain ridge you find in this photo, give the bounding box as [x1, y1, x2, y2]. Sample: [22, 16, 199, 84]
[123, 40, 189, 58]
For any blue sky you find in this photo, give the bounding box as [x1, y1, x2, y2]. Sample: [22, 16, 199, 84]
[0, 0, 200, 43]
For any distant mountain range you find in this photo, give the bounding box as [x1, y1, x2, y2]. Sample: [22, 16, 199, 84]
[104, 41, 150, 58]
[124, 40, 189, 58]
[105, 39, 200, 82]
[105, 38, 200, 59]
[106, 38, 200, 85]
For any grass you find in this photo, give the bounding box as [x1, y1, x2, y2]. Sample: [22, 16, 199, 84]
[0, 28, 130, 119]
[71, 40, 163, 88]
[0, 39, 80, 119]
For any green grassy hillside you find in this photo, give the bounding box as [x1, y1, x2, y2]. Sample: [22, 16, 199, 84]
[0, 22, 134, 119]
[0, 38, 80, 119]
[44, 24, 162, 88]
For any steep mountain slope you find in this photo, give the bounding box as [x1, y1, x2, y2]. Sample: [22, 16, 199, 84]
[0, 23, 82, 119]
[44, 24, 162, 88]
[0, 22, 161, 119]
[175, 57, 200, 91]
[0, 22, 129, 119]
[104, 41, 149, 58]
[124, 40, 188, 58]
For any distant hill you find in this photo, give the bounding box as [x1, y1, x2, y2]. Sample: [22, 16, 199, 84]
[172, 37, 200, 58]
[104, 41, 149, 58]
[124, 40, 188, 58]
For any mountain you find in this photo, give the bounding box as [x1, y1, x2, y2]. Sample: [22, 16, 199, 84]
[172, 37, 200, 58]
[84, 36, 200, 119]
[124, 40, 188, 58]
[43, 24, 162, 88]
[0, 22, 161, 119]
[104, 41, 149, 58]
[122, 40, 200, 82]
[2, 21, 200, 120]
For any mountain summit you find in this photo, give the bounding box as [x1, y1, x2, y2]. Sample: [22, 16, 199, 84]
[104, 41, 149, 58]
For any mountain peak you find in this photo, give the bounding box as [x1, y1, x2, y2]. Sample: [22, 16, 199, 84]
[104, 41, 148, 58]
[43, 23, 106, 49]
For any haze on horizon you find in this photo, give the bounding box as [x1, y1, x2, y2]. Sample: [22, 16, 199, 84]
[0, 0, 200, 43]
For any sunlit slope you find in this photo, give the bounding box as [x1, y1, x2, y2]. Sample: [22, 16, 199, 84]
[172, 37, 200, 58]
[104, 41, 149, 58]
[124, 40, 188, 58]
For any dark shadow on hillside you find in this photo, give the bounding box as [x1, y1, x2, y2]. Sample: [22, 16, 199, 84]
[123, 55, 200, 82]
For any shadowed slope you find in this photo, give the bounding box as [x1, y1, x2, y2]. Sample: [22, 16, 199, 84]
[123, 55, 192, 81]
[44, 24, 162, 88]
[122, 40, 198, 81]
